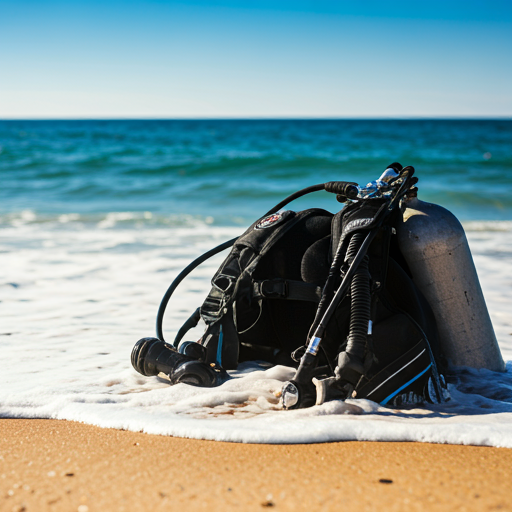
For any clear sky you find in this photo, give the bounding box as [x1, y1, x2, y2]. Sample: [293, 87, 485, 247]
[1, 0, 511, 118]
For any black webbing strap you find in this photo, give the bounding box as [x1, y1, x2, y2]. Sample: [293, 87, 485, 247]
[252, 279, 322, 302]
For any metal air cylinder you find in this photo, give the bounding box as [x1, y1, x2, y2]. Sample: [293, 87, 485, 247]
[396, 197, 505, 372]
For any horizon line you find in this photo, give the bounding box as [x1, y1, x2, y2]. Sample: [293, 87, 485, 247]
[1, 116, 511, 121]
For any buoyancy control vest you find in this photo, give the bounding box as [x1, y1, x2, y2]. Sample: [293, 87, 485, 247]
[131, 163, 448, 409]
[198, 208, 333, 370]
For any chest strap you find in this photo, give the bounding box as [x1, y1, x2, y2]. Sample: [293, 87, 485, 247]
[252, 279, 322, 302]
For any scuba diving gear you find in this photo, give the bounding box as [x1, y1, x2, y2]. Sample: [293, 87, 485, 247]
[397, 198, 505, 372]
[130, 163, 479, 409]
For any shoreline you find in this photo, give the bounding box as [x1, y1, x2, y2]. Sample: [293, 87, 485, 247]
[2, 419, 512, 511]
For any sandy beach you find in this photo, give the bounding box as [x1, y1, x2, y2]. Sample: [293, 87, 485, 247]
[1, 419, 512, 512]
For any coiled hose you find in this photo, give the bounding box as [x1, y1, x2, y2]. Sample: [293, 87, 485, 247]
[344, 232, 371, 360]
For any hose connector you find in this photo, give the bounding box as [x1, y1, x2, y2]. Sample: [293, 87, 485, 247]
[325, 181, 359, 199]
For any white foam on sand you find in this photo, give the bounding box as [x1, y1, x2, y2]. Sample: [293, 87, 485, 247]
[1, 214, 512, 446]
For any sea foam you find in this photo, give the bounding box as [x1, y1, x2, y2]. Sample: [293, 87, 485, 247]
[1, 215, 512, 446]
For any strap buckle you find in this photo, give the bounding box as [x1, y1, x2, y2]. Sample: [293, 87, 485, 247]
[260, 279, 288, 299]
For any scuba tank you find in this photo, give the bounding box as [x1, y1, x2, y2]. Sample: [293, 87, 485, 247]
[396, 196, 505, 372]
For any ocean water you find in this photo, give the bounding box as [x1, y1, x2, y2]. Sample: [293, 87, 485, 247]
[2, 119, 512, 223]
[1, 119, 512, 445]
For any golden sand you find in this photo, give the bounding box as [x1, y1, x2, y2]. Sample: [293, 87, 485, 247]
[1, 419, 511, 511]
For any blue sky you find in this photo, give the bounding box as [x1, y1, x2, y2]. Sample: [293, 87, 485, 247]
[1, 1, 511, 118]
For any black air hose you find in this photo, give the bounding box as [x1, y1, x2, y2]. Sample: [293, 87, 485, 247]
[156, 183, 327, 343]
[344, 232, 371, 360]
[307, 232, 347, 340]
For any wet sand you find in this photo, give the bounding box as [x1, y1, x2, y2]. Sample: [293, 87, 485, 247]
[1, 419, 511, 512]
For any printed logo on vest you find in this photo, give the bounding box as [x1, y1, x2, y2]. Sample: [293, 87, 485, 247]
[255, 213, 285, 229]
[344, 217, 373, 233]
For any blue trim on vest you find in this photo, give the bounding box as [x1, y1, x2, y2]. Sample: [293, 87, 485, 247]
[216, 324, 224, 367]
[380, 364, 431, 405]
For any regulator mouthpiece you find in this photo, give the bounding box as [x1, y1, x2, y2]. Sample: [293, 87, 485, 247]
[131, 337, 221, 387]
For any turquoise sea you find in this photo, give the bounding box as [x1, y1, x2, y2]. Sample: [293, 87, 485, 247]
[1, 119, 511, 223]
